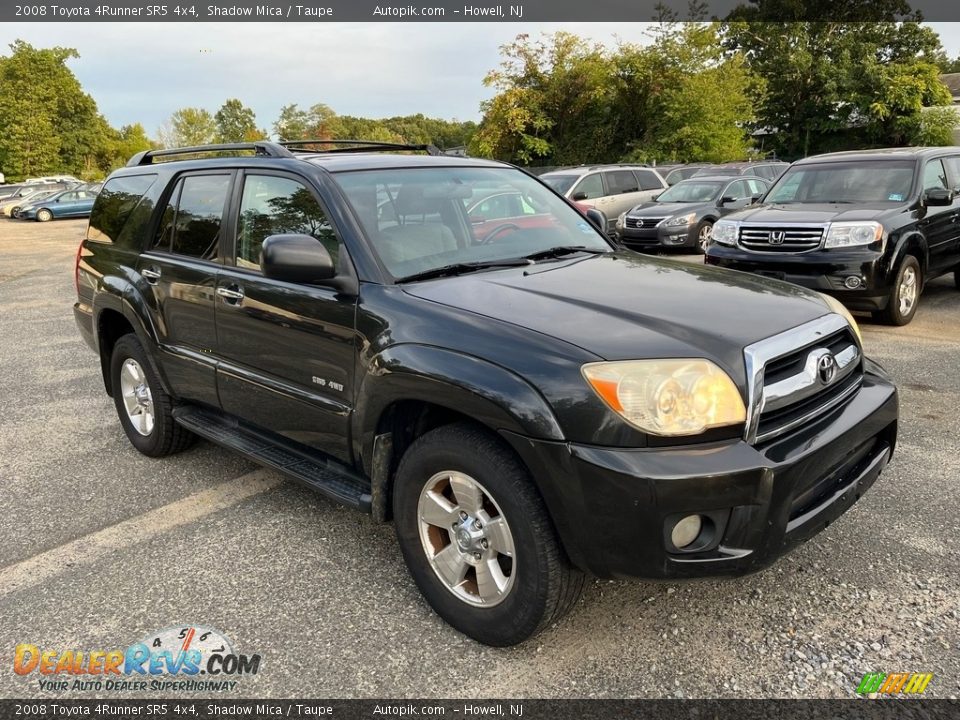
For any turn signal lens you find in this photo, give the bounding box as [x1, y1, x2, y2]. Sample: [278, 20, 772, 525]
[582, 359, 746, 436]
[820, 293, 862, 344]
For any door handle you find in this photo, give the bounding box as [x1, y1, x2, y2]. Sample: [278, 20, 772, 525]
[216, 285, 245, 304]
[141, 266, 161, 284]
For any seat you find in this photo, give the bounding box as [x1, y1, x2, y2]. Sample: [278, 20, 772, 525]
[375, 185, 458, 264]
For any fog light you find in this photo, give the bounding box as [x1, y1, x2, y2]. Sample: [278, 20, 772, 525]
[843, 276, 863, 289]
[671, 514, 703, 549]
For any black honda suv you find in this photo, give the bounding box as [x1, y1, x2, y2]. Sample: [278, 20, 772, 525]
[74, 141, 898, 646]
[705, 148, 960, 325]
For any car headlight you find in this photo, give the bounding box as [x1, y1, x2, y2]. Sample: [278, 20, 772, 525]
[582, 359, 746, 436]
[824, 221, 883, 249]
[665, 212, 696, 227]
[712, 220, 738, 246]
[616, 211, 627, 229]
[820, 293, 862, 344]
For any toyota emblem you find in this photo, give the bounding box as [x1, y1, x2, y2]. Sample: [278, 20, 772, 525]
[817, 353, 838, 384]
[769, 230, 786, 245]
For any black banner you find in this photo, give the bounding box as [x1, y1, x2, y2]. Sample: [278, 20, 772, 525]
[3, 699, 960, 719]
[2, 0, 960, 23]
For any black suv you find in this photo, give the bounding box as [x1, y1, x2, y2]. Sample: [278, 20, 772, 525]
[705, 148, 960, 325]
[75, 141, 898, 646]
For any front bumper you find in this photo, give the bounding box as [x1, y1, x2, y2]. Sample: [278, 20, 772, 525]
[705, 244, 891, 311]
[617, 222, 697, 251]
[503, 364, 898, 579]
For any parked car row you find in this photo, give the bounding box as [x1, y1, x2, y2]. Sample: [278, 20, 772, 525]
[0, 181, 100, 221]
[656, 160, 789, 186]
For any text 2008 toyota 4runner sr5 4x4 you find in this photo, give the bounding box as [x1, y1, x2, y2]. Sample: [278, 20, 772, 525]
[75, 141, 898, 646]
[705, 148, 960, 326]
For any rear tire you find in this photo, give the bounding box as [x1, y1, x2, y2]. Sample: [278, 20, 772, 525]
[875, 255, 921, 326]
[393, 422, 585, 646]
[110, 334, 195, 457]
[36, 208, 53, 222]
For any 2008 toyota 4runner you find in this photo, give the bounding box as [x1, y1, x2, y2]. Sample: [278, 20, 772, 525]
[74, 141, 898, 646]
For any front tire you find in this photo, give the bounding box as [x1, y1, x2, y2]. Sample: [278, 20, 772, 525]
[36, 208, 53, 222]
[695, 220, 714, 253]
[393, 423, 585, 646]
[876, 255, 921, 326]
[110, 334, 195, 457]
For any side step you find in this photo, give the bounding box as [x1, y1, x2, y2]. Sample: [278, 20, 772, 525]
[173, 406, 372, 512]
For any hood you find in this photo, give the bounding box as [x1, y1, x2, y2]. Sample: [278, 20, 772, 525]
[727, 202, 904, 224]
[628, 201, 711, 217]
[402, 253, 833, 378]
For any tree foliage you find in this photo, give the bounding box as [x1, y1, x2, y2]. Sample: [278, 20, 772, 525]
[471, 27, 757, 166]
[215, 99, 265, 142]
[724, 10, 954, 156]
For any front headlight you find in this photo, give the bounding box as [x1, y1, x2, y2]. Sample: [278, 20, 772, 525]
[824, 221, 883, 249]
[665, 212, 696, 227]
[820, 293, 862, 344]
[616, 211, 627, 229]
[712, 220, 738, 246]
[582, 359, 746, 436]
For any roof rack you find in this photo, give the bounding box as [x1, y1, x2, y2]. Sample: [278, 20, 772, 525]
[278, 139, 444, 156]
[126, 141, 293, 167]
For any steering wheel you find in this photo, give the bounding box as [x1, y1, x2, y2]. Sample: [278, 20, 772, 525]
[479, 222, 522, 244]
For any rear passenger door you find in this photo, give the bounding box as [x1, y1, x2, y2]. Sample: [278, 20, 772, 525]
[139, 171, 233, 408]
[941, 155, 960, 263]
[214, 171, 357, 463]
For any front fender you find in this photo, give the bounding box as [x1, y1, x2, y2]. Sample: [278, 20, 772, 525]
[353, 344, 564, 469]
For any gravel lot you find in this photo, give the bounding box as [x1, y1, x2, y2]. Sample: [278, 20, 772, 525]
[0, 218, 957, 700]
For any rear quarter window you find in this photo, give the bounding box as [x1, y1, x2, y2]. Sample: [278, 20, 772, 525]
[87, 174, 159, 248]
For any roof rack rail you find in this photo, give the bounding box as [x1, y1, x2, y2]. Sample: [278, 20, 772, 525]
[278, 139, 444, 156]
[126, 141, 293, 167]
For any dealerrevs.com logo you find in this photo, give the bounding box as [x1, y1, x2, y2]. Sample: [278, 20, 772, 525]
[14, 625, 261, 693]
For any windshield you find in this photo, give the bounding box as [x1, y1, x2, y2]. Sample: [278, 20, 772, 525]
[766, 161, 916, 204]
[334, 166, 611, 280]
[692, 166, 739, 177]
[656, 181, 724, 203]
[540, 174, 578, 195]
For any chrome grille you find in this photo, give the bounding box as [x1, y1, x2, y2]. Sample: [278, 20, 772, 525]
[743, 315, 863, 444]
[625, 217, 664, 229]
[739, 226, 824, 252]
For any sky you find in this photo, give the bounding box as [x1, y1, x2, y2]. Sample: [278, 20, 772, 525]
[3, 22, 960, 139]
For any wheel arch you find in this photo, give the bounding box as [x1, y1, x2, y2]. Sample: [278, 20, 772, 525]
[354, 345, 564, 522]
[891, 231, 928, 283]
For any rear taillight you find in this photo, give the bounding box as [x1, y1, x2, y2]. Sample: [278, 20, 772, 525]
[74, 240, 84, 294]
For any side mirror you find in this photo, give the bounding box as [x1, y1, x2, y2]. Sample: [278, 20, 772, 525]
[751, 194, 764, 203]
[924, 187, 953, 206]
[652, 193, 662, 201]
[584, 208, 606, 233]
[719, 195, 736, 206]
[571, 191, 589, 202]
[261, 234, 336, 283]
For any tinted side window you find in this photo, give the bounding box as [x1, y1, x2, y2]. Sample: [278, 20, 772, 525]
[745, 178, 768, 196]
[171, 175, 231, 260]
[725, 181, 749, 200]
[634, 170, 664, 191]
[942, 157, 960, 191]
[236, 174, 339, 272]
[922, 160, 948, 192]
[87, 174, 158, 245]
[606, 170, 639, 194]
[571, 173, 604, 200]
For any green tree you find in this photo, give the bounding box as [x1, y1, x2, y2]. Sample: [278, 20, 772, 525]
[724, 5, 952, 156]
[272, 103, 338, 140]
[164, 107, 217, 147]
[214, 98, 259, 142]
[0, 40, 112, 179]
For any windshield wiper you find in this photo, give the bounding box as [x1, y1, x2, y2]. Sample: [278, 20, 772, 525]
[520, 246, 608, 262]
[396, 258, 530, 283]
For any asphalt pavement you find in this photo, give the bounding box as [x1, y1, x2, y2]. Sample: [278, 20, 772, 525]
[0, 219, 957, 699]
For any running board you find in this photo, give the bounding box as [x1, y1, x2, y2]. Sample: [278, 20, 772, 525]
[173, 406, 372, 512]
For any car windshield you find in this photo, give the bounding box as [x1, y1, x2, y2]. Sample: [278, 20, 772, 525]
[334, 166, 611, 280]
[766, 161, 916, 204]
[540, 174, 578, 195]
[656, 181, 724, 203]
[692, 166, 739, 177]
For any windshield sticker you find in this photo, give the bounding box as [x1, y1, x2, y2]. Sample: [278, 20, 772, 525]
[888, 193, 904, 201]
[577, 222, 594, 234]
